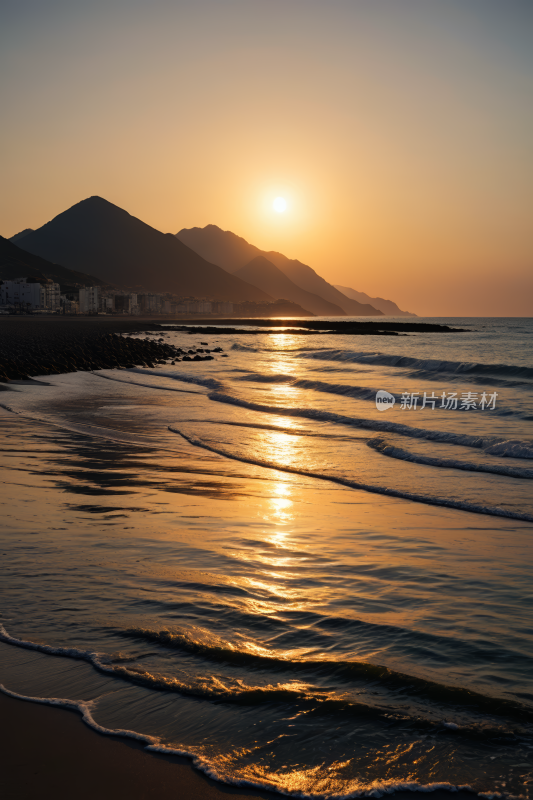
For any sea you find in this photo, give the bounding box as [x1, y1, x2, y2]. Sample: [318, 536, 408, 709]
[1, 316, 532, 799]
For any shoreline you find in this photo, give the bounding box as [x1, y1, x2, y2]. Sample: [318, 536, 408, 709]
[0, 688, 479, 800]
[0, 689, 272, 800]
[0, 316, 192, 381]
[0, 314, 467, 382]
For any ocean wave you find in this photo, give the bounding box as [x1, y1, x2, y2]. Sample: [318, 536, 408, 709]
[2, 624, 531, 738]
[236, 372, 377, 401]
[169, 423, 533, 522]
[0, 624, 317, 708]
[0, 683, 481, 800]
[404, 370, 531, 390]
[231, 342, 260, 352]
[367, 439, 533, 479]
[119, 627, 533, 723]
[233, 373, 526, 416]
[92, 371, 207, 394]
[206, 393, 533, 460]
[298, 350, 533, 381]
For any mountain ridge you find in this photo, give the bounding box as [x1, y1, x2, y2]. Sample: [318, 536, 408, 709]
[10, 228, 34, 243]
[12, 198, 274, 302]
[176, 225, 382, 316]
[0, 235, 107, 287]
[235, 256, 345, 316]
[334, 285, 416, 317]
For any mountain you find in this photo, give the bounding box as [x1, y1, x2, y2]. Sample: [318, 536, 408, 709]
[334, 285, 416, 317]
[176, 225, 383, 316]
[234, 256, 344, 316]
[12, 198, 273, 302]
[10, 228, 34, 242]
[0, 235, 106, 287]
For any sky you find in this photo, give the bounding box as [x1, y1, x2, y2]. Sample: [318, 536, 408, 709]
[1, 0, 532, 316]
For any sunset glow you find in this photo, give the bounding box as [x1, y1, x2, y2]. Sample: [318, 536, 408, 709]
[1, 1, 532, 316]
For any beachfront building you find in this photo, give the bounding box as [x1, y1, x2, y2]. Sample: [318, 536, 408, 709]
[136, 293, 163, 314]
[41, 281, 61, 312]
[1, 278, 42, 310]
[175, 299, 213, 314]
[79, 286, 100, 314]
[0, 277, 61, 311]
[212, 301, 233, 314]
[61, 295, 80, 314]
[112, 293, 140, 314]
[99, 294, 114, 313]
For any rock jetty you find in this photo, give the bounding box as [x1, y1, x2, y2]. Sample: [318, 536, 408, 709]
[0, 317, 213, 383]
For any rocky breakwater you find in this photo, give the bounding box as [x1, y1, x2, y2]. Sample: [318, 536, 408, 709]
[0, 318, 217, 382]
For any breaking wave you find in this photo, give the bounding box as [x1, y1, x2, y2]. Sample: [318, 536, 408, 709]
[297, 350, 533, 381]
[207, 393, 533, 460]
[233, 373, 526, 416]
[367, 438, 533, 479]
[168, 424, 533, 521]
[0, 683, 480, 800]
[2, 622, 532, 735]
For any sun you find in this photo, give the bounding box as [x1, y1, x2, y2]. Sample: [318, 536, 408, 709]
[273, 197, 287, 213]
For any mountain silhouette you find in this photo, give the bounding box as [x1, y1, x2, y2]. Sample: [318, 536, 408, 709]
[176, 225, 382, 316]
[10, 228, 34, 242]
[235, 256, 344, 316]
[334, 285, 416, 317]
[12, 198, 273, 302]
[0, 235, 106, 286]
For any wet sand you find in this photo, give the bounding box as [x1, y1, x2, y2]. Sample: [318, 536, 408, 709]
[0, 692, 478, 800]
[0, 691, 274, 800]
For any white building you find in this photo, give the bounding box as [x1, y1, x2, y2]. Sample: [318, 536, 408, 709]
[79, 286, 100, 313]
[1, 278, 44, 309]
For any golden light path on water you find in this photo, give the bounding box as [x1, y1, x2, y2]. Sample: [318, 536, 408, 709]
[1, 324, 531, 799]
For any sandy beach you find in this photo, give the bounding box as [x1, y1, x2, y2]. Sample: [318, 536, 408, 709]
[1, 692, 481, 800]
[0, 691, 273, 800]
[1, 317, 532, 798]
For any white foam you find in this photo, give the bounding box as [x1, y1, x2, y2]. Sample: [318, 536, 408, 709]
[0, 683, 158, 744]
[208, 393, 533, 460]
[0, 683, 481, 800]
[0, 629, 508, 800]
[367, 439, 533, 480]
[168, 427, 533, 522]
[298, 349, 533, 382]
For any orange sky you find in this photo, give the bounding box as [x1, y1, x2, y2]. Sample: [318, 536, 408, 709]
[1, 1, 532, 316]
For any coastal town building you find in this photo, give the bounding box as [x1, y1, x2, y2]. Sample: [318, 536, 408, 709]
[112, 292, 141, 314]
[99, 294, 114, 313]
[0, 277, 61, 312]
[42, 281, 61, 312]
[175, 299, 213, 314]
[79, 286, 100, 314]
[1, 279, 42, 310]
[61, 296, 80, 314]
[140, 293, 163, 313]
[212, 301, 233, 314]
